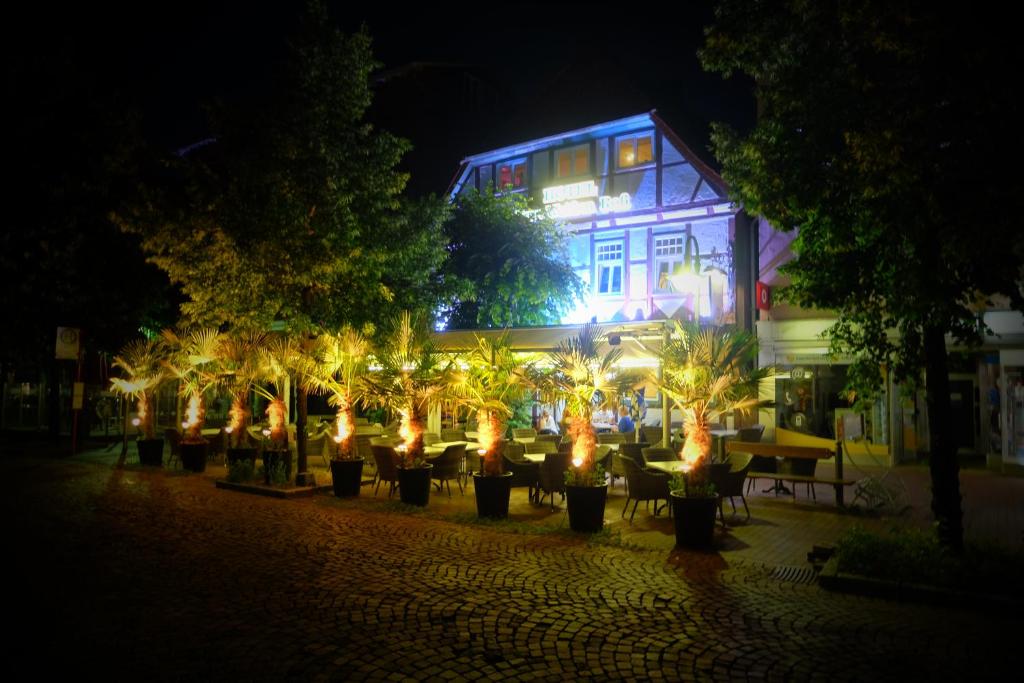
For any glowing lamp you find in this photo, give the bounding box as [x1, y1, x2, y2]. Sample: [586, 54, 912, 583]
[181, 421, 188, 429]
[131, 417, 141, 427]
[572, 456, 584, 468]
[333, 435, 342, 443]
[224, 426, 234, 434]
[262, 428, 271, 437]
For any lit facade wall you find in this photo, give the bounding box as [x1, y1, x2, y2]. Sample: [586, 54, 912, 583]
[450, 112, 751, 327]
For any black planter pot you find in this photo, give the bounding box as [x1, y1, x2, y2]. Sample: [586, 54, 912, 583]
[671, 493, 720, 548]
[226, 448, 258, 468]
[262, 449, 293, 485]
[566, 484, 608, 532]
[180, 442, 208, 472]
[137, 438, 164, 467]
[398, 465, 433, 507]
[330, 458, 365, 497]
[473, 472, 513, 519]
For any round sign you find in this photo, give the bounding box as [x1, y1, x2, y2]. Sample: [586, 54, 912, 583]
[60, 328, 79, 344]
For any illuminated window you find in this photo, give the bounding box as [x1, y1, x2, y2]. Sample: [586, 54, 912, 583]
[497, 159, 527, 189]
[556, 145, 590, 178]
[596, 241, 624, 295]
[617, 134, 654, 168]
[654, 234, 685, 293]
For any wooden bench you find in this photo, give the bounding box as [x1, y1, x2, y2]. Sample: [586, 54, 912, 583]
[725, 440, 856, 505]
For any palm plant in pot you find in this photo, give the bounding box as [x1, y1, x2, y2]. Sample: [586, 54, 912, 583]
[362, 311, 454, 507]
[529, 324, 634, 532]
[450, 332, 530, 518]
[162, 328, 222, 472]
[254, 334, 305, 485]
[647, 321, 774, 548]
[109, 338, 166, 466]
[212, 330, 267, 473]
[302, 326, 370, 497]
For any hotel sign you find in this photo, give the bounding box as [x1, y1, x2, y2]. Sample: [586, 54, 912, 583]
[542, 180, 631, 219]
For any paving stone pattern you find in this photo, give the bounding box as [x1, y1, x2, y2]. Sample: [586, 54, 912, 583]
[6, 456, 1020, 681]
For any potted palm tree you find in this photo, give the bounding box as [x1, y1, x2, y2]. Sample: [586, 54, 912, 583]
[451, 332, 530, 518]
[530, 324, 633, 532]
[648, 321, 774, 548]
[213, 330, 267, 471]
[162, 328, 222, 472]
[254, 334, 305, 485]
[302, 326, 370, 497]
[109, 338, 166, 466]
[362, 311, 454, 507]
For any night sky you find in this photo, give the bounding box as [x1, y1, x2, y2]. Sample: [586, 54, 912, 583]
[11, 1, 753, 197]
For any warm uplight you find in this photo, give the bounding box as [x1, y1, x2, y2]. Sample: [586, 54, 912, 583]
[184, 395, 201, 430]
[334, 395, 354, 456]
[477, 409, 503, 475]
[398, 408, 422, 458]
[136, 395, 148, 430]
[266, 398, 286, 445]
[262, 428, 271, 437]
[569, 416, 595, 472]
[227, 402, 246, 436]
[225, 426, 234, 434]
[131, 417, 141, 427]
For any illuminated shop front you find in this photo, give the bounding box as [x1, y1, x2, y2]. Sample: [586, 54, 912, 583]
[449, 111, 758, 330]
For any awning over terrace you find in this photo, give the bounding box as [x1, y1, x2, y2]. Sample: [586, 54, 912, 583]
[430, 320, 671, 369]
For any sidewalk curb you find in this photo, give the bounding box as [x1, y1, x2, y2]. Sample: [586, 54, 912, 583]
[215, 479, 331, 499]
[818, 556, 1024, 612]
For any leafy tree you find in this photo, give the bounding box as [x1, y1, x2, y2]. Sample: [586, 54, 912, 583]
[441, 189, 584, 329]
[115, 1, 449, 333]
[701, 1, 1023, 549]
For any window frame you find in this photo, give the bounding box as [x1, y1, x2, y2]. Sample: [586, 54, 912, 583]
[496, 158, 528, 191]
[653, 233, 686, 294]
[615, 132, 656, 170]
[595, 240, 625, 297]
[554, 144, 591, 179]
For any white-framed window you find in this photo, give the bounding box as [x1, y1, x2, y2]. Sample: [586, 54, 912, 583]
[556, 144, 590, 178]
[654, 234, 685, 293]
[595, 241, 624, 295]
[617, 133, 654, 169]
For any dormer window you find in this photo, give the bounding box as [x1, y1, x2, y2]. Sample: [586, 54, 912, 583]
[617, 133, 654, 168]
[498, 159, 527, 190]
[555, 144, 589, 178]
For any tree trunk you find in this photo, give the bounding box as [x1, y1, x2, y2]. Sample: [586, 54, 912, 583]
[923, 325, 964, 551]
[295, 387, 309, 485]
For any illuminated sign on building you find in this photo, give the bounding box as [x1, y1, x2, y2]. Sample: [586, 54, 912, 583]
[542, 180, 632, 219]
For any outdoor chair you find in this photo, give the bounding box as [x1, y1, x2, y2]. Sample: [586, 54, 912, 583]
[641, 447, 676, 468]
[779, 456, 818, 500]
[535, 433, 560, 443]
[557, 439, 573, 455]
[620, 457, 671, 522]
[502, 445, 539, 503]
[597, 432, 627, 445]
[428, 443, 465, 497]
[536, 451, 570, 511]
[304, 434, 327, 470]
[165, 428, 181, 468]
[512, 427, 537, 441]
[709, 453, 753, 524]
[524, 439, 557, 455]
[441, 428, 466, 443]
[371, 445, 400, 498]
[594, 444, 613, 480]
[614, 442, 649, 489]
[641, 425, 664, 448]
[423, 432, 441, 446]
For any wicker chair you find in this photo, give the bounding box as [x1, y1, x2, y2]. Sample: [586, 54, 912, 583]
[423, 432, 441, 446]
[641, 447, 676, 468]
[710, 454, 754, 523]
[594, 445, 613, 480]
[428, 443, 465, 496]
[165, 428, 181, 469]
[641, 425, 664, 447]
[597, 432, 627, 445]
[615, 442, 649, 489]
[441, 428, 467, 443]
[305, 433, 328, 470]
[502, 443, 539, 503]
[512, 427, 538, 441]
[536, 451, 571, 510]
[620, 457, 671, 522]
[371, 445, 400, 498]
[535, 433, 560, 443]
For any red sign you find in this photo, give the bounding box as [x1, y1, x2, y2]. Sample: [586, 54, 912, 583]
[756, 281, 771, 310]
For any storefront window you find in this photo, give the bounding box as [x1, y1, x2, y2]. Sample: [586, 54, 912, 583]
[498, 159, 526, 189]
[596, 241, 623, 295]
[774, 363, 889, 444]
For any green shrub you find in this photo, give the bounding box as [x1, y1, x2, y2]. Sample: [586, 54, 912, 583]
[835, 526, 1024, 596]
[268, 459, 288, 486]
[227, 458, 255, 483]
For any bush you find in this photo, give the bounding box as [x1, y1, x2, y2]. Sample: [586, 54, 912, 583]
[227, 458, 255, 483]
[835, 526, 1024, 597]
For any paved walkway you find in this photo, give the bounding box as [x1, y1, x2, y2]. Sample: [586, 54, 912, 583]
[5, 449, 1022, 680]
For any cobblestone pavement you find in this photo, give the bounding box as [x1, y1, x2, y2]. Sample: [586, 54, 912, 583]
[7, 455, 1020, 681]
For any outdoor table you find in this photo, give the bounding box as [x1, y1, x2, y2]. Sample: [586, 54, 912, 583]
[465, 431, 479, 440]
[644, 460, 689, 476]
[513, 436, 536, 444]
[423, 441, 481, 457]
[522, 452, 546, 464]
